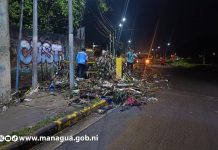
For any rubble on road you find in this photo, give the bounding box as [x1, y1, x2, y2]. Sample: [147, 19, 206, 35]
[147, 97, 159, 103]
[67, 67, 167, 113]
[9, 52, 168, 115]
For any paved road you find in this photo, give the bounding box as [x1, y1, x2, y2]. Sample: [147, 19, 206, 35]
[55, 66, 218, 150]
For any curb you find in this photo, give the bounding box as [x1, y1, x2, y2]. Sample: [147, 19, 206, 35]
[4, 99, 107, 150]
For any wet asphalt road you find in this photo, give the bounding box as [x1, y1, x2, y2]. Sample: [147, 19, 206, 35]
[56, 65, 218, 150]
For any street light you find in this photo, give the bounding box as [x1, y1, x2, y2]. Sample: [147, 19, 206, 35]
[166, 43, 171, 58]
[158, 46, 161, 49]
[128, 40, 131, 43]
[113, 23, 124, 56]
[113, 18, 127, 56]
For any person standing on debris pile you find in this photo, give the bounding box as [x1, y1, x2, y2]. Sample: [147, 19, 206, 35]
[126, 48, 137, 75]
[76, 48, 88, 79]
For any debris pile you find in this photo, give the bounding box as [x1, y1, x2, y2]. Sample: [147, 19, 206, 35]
[93, 52, 115, 80]
[64, 67, 167, 113]
[8, 52, 169, 115]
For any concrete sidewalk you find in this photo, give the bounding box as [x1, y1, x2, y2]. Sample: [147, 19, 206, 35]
[0, 92, 76, 135]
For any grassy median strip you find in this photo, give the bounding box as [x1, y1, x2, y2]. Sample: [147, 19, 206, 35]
[0, 112, 68, 148]
[0, 98, 103, 148]
[171, 59, 197, 68]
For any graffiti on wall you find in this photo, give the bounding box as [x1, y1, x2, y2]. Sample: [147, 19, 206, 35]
[20, 40, 64, 65]
[0, 65, 6, 71]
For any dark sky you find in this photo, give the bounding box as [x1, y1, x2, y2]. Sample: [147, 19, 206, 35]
[83, 0, 218, 56]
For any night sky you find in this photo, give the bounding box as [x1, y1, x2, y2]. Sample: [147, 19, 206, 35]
[83, 0, 218, 56]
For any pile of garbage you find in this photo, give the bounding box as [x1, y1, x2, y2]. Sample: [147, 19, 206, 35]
[36, 51, 168, 113]
[8, 51, 169, 114]
[92, 51, 115, 80]
[63, 67, 169, 113]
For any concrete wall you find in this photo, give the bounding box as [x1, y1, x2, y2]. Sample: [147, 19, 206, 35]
[0, 0, 11, 104]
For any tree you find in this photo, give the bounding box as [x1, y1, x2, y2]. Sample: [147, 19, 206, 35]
[98, 0, 109, 12]
[9, 0, 86, 33]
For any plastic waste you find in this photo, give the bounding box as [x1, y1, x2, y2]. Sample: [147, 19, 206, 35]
[49, 81, 55, 93]
[2, 105, 8, 112]
[147, 97, 158, 102]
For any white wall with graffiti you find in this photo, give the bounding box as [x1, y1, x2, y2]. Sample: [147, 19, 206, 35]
[20, 40, 64, 65]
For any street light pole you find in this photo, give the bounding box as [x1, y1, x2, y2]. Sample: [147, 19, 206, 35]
[32, 0, 38, 89]
[109, 32, 112, 54]
[127, 40, 131, 52]
[112, 17, 127, 57]
[158, 46, 161, 59]
[166, 42, 171, 58]
[113, 29, 117, 57]
[68, 0, 75, 89]
[112, 32, 115, 57]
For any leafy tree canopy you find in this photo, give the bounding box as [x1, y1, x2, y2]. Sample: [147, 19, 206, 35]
[9, 0, 86, 33]
[98, 0, 109, 12]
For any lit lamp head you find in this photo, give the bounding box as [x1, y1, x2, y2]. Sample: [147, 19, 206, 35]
[145, 59, 150, 65]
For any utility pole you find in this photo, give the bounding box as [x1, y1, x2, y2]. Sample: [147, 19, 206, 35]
[0, 0, 11, 103]
[112, 34, 115, 57]
[68, 0, 75, 89]
[92, 42, 95, 51]
[15, 0, 24, 91]
[32, 0, 38, 89]
[109, 32, 112, 54]
[113, 29, 117, 57]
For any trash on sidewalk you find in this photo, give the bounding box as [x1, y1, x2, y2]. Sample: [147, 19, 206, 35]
[24, 98, 32, 102]
[96, 105, 114, 114]
[49, 81, 55, 94]
[26, 85, 39, 96]
[2, 105, 8, 112]
[8, 50, 169, 116]
[147, 97, 158, 102]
